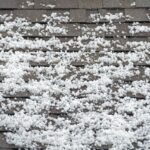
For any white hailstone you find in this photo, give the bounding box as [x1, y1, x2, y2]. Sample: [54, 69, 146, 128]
[0, 10, 150, 150]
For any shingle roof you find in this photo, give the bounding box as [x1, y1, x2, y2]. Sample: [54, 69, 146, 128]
[0, 0, 150, 150]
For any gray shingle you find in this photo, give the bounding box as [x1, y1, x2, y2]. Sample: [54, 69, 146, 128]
[70, 9, 87, 22]
[13, 10, 47, 22]
[56, 0, 78, 8]
[136, 0, 150, 7]
[125, 9, 149, 21]
[124, 0, 136, 8]
[0, 0, 17, 8]
[18, 0, 35, 8]
[103, 0, 137, 8]
[103, 0, 124, 8]
[66, 24, 81, 36]
[87, 9, 107, 22]
[78, 0, 102, 9]
[0, 134, 17, 149]
[34, 0, 56, 9]
[3, 91, 31, 98]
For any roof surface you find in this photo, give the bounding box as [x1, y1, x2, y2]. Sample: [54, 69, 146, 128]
[0, 0, 150, 150]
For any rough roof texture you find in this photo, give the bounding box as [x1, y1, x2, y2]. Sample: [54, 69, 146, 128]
[0, 0, 150, 150]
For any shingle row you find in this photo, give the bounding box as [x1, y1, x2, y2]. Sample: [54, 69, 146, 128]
[0, 9, 149, 22]
[0, 0, 150, 9]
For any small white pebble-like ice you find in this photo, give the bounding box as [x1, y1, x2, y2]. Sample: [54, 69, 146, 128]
[0, 11, 150, 150]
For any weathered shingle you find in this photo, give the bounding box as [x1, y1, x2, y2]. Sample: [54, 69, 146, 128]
[56, 0, 78, 8]
[78, 0, 102, 9]
[125, 9, 149, 21]
[103, 0, 124, 8]
[13, 10, 47, 22]
[0, 134, 17, 149]
[124, 0, 136, 8]
[18, 0, 35, 8]
[0, 0, 17, 8]
[34, 0, 56, 9]
[136, 0, 150, 7]
[70, 9, 87, 22]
